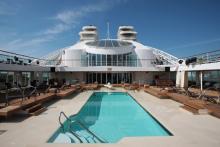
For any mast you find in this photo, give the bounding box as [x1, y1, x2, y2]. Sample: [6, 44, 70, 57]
[107, 22, 110, 40]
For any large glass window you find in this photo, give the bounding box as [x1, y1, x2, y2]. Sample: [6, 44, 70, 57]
[0, 72, 7, 90]
[112, 73, 117, 84]
[85, 52, 137, 67]
[97, 73, 101, 83]
[42, 72, 50, 82]
[92, 73, 96, 83]
[102, 73, 106, 84]
[21, 72, 30, 86]
[92, 54, 96, 66]
[107, 55, 112, 66]
[102, 55, 106, 66]
[123, 54, 127, 66]
[107, 73, 112, 83]
[88, 73, 92, 83]
[118, 55, 123, 66]
[113, 55, 117, 66]
[118, 73, 122, 84]
[89, 54, 92, 66]
[97, 54, 101, 66]
[86, 72, 133, 84]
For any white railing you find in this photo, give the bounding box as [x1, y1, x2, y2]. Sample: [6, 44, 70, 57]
[152, 48, 179, 65]
[40, 47, 67, 65]
[184, 49, 220, 65]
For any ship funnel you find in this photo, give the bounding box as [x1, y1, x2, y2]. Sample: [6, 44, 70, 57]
[79, 25, 98, 41]
[117, 26, 137, 41]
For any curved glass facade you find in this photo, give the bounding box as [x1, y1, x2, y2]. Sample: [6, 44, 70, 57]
[81, 52, 138, 67]
[86, 39, 132, 48]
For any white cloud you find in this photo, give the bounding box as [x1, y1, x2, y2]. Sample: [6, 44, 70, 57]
[43, 0, 120, 35]
[2, 35, 54, 54]
[1, 0, 127, 56]
[43, 24, 70, 35]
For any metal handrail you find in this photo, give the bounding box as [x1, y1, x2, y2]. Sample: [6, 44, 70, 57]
[76, 121, 107, 143]
[59, 111, 107, 143]
[59, 112, 83, 143]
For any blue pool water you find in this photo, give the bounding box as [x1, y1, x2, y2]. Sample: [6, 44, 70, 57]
[48, 92, 171, 143]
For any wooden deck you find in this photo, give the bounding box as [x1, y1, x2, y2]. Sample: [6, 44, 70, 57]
[166, 92, 190, 103]
[0, 85, 81, 117]
[0, 93, 55, 117]
[0, 105, 21, 116]
[144, 86, 220, 117]
[205, 104, 220, 118]
[144, 87, 170, 99]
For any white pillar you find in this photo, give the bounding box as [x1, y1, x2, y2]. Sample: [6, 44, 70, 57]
[176, 70, 188, 88]
[200, 71, 203, 91]
[176, 71, 181, 87]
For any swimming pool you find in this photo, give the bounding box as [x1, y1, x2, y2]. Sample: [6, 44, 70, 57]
[48, 92, 172, 143]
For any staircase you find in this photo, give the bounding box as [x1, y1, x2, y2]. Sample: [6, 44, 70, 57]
[23, 103, 46, 116]
[57, 111, 107, 143]
[152, 48, 179, 65]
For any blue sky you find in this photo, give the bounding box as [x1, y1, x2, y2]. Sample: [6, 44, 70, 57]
[0, 0, 220, 58]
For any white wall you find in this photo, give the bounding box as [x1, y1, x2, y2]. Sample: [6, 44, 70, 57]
[63, 49, 82, 67]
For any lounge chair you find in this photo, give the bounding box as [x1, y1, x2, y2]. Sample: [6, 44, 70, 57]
[1, 83, 24, 106]
[35, 82, 51, 94]
[155, 79, 174, 88]
[187, 85, 203, 98]
[91, 82, 98, 90]
[23, 85, 39, 99]
[200, 87, 220, 104]
[128, 83, 139, 90]
[123, 83, 130, 90]
[104, 82, 113, 89]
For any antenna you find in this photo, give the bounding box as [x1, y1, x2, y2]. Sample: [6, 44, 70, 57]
[107, 22, 110, 39]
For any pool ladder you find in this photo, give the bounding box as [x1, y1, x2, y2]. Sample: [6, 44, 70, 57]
[59, 111, 107, 143]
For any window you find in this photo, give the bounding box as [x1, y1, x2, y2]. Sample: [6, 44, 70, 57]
[118, 55, 123, 66]
[107, 55, 112, 66]
[113, 55, 117, 66]
[97, 54, 101, 66]
[102, 55, 106, 66]
[92, 54, 96, 66]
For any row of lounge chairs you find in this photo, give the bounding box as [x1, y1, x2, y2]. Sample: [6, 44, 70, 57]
[0, 81, 81, 117]
[78, 82, 141, 91]
[155, 79, 174, 87]
[0, 79, 77, 108]
[80, 82, 99, 91]
[144, 84, 220, 117]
